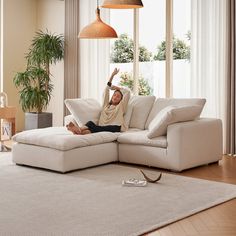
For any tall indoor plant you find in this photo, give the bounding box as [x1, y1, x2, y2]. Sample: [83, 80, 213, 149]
[13, 30, 64, 130]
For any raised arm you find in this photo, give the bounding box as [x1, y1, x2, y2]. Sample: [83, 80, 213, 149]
[108, 68, 119, 87]
[119, 87, 131, 113]
[102, 68, 120, 107]
[108, 69, 130, 112]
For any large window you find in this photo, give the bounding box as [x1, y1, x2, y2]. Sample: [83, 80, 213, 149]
[173, 0, 191, 98]
[109, 0, 191, 98]
[139, 0, 166, 97]
[109, 10, 133, 87]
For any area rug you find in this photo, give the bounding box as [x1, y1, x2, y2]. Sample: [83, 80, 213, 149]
[1, 153, 236, 236]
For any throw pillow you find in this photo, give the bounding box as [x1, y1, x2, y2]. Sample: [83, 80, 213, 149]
[147, 105, 203, 138]
[145, 98, 206, 129]
[64, 98, 102, 127]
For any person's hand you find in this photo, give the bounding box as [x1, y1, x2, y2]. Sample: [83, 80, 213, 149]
[108, 68, 120, 85]
[111, 68, 120, 77]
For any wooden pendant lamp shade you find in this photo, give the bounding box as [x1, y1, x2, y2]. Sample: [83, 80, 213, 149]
[78, 8, 118, 39]
[101, 0, 143, 9]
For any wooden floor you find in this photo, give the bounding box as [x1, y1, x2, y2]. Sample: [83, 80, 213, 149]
[146, 155, 236, 236]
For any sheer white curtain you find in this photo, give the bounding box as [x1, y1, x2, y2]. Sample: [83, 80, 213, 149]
[191, 0, 228, 151]
[79, 0, 110, 102]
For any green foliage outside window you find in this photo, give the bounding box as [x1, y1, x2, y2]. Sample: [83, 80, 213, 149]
[111, 32, 191, 96]
[111, 34, 152, 63]
[154, 34, 190, 61]
[111, 33, 191, 62]
[119, 72, 153, 96]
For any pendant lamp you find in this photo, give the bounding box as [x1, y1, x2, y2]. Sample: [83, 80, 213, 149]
[78, 1, 118, 39]
[101, 0, 143, 9]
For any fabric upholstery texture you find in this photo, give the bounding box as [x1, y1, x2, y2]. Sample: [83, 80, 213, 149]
[147, 105, 203, 138]
[119, 119, 222, 171]
[13, 97, 222, 172]
[12, 127, 118, 151]
[128, 95, 155, 129]
[12, 142, 118, 172]
[123, 104, 133, 128]
[145, 98, 206, 129]
[118, 144, 173, 168]
[64, 98, 102, 126]
[118, 130, 167, 148]
[166, 118, 223, 171]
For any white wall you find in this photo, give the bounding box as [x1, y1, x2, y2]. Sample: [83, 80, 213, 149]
[36, 0, 65, 126]
[2, 0, 37, 131]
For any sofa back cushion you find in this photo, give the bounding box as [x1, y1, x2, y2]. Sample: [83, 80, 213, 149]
[128, 96, 156, 130]
[65, 98, 102, 126]
[145, 98, 206, 129]
[147, 105, 203, 138]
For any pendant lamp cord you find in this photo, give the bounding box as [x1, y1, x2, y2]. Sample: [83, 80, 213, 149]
[97, 0, 99, 8]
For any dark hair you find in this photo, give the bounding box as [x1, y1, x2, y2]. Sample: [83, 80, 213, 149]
[109, 90, 123, 105]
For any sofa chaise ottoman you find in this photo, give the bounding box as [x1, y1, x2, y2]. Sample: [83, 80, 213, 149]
[12, 127, 119, 172]
[12, 96, 223, 172]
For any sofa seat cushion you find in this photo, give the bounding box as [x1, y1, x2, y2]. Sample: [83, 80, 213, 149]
[13, 127, 119, 151]
[117, 130, 167, 148]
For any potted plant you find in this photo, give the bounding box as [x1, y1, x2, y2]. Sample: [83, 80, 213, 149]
[13, 30, 64, 130]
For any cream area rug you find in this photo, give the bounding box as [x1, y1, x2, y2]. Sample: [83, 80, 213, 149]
[1, 153, 236, 236]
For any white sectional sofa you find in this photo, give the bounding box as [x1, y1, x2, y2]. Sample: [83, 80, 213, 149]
[12, 96, 223, 172]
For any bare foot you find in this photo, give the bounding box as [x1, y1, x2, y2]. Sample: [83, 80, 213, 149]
[66, 122, 82, 135]
[81, 129, 91, 135]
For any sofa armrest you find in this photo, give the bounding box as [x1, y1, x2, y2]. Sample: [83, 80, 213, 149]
[64, 115, 78, 126]
[166, 118, 223, 171]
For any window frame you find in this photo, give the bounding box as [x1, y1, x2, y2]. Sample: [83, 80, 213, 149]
[132, 0, 173, 97]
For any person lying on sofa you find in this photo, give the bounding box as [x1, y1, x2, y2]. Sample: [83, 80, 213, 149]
[67, 68, 131, 135]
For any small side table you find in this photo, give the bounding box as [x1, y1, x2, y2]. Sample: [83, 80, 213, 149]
[0, 106, 16, 151]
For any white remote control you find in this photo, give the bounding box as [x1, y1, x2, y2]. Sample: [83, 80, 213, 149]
[122, 178, 148, 187]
